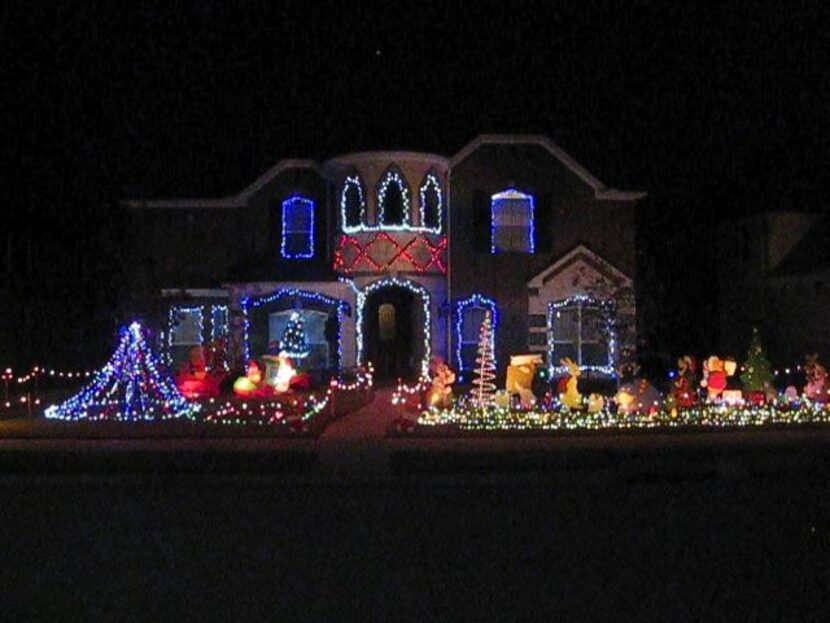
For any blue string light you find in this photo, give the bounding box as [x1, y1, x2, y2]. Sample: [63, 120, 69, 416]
[490, 188, 535, 254]
[44, 322, 197, 421]
[241, 288, 347, 366]
[281, 195, 315, 259]
[454, 294, 498, 375]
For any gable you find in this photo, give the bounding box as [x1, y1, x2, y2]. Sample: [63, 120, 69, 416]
[528, 244, 631, 298]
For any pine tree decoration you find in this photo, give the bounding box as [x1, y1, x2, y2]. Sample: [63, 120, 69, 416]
[740, 327, 774, 393]
[279, 311, 310, 359]
[44, 322, 197, 421]
[470, 310, 497, 409]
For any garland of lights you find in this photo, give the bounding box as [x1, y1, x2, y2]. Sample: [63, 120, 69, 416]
[547, 295, 618, 376]
[44, 323, 198, 421]
[454, 294, 498, 375]
[490, 188, 535, 254]
[339, 172, 444, 234]
[280, 195, 315, 259]
[356, 277, 432, 377]
[241, 288, 347, 364]
[418, 172, 442, 233]
[417, 400, 830, 433]
[333, 232, 447, 274]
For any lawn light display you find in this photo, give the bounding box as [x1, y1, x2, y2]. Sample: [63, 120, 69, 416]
[44, 323, 198, 421]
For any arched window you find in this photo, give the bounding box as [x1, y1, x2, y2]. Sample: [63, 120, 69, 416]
[491, 189, 535, 254]
[281, 195, 315, 259]
[455, 295, 498, 373]
[419, 172, 442, 232]
[341, 175, 365, 231]
[378, 169, 410, 227]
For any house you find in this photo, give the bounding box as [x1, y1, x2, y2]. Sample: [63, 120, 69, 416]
[718, 211, 830, 365]
[123, 135, 645, 383]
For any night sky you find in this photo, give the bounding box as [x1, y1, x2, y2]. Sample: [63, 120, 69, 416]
[4, 1, 830, 366]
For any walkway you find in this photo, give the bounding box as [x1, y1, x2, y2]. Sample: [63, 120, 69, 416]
[315, 388, 404, 478]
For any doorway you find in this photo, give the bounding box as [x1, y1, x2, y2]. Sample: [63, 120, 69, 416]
[362, 285, 421, 382]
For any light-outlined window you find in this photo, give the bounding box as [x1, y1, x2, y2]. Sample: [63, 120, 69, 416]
[419, 172, 442, 232]
[548, 297, 615, 373]
[378, 169, 410, 227]
[491, 189, 535, 254]
[209, 305, 229, 342]
[170, 307, 203, 346]
[455, 295, 498, 373]
[341, 176, 365, 231]
[281, 196, 315, 258]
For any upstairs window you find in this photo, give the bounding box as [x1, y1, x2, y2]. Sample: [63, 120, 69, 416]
[281, 196, 315, 259]
[378, 169, 410, 227]
[491, 189, 535, 254]
[419, 173, 442, 232]
[341, 176, 365, 231]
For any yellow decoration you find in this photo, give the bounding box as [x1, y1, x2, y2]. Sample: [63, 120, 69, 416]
[587, 393, 605, 413]
[560, 357, 582, 410]
[424, 356, 456, 409]
[506, 354, 542, 408]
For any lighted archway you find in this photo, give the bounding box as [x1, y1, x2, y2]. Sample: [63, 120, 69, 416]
[356, 277, 431, 377]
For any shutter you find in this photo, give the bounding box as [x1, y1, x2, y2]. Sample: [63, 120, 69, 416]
[535, 192, 553, 253]
[472, 190, 491, 253]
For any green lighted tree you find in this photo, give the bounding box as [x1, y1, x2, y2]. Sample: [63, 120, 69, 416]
[740, 327, 774, 392]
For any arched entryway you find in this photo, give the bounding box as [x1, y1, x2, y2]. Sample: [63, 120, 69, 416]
[358, 278, 430, 382]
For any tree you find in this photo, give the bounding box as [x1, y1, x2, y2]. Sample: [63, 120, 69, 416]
[740, 327, 774, 393]
[44, 322, 196, 421]
[279, 311, 310, 358]
[470, 310, 496, 409]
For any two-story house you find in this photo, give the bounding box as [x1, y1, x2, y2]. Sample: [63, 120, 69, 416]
[123, 135, 645, 383]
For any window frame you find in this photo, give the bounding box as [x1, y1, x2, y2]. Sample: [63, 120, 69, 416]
[547, 295, 617, 376]
[490, 188, 535, 254]
[280, 195, 315, 259]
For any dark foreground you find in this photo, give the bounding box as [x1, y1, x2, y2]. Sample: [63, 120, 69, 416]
[1, 437, 829, 622]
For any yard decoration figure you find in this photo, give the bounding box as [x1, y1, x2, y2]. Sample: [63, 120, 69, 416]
[506, 354, 542, 408]
[425, 356, 456, 409]
[672, 355, 697, 408]
[559, 357, 582, 410]
[615, 361, 661, 416]
[233, 360, 264, 397]
[175, 346, 222, 399]
[804, 354, 828, 402]
[700, 356, 735, 402]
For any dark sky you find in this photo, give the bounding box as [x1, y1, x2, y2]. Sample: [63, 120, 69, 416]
[4, 0, 830, 364]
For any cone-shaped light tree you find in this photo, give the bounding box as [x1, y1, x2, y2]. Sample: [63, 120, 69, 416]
[470, 310, 497, 409]
[278, 311, 310, 359]
[44, 322, 197, 421]
[740, 326, 774, 393]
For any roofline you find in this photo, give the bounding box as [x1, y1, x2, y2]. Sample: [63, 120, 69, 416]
[450, 134, 646, 201]
[121, 159, 322, 209]
[527, 243, 632, 286]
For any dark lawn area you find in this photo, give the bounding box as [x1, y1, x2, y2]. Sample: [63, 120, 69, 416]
[0, 453, 828, 622]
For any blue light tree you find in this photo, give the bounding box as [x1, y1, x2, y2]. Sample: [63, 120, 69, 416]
[44, 322, 197, 421]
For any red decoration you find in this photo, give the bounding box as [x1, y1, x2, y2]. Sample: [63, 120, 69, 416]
[334, 232, 447, 274]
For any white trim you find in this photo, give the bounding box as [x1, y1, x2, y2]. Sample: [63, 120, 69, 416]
[527, 244, 631, 287]
[450, 134, 646, 202]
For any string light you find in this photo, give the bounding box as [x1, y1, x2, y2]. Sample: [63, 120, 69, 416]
[44, 322, 198, 421]
[167, 306, 204, 365]
[418, 172, 442, 233]
[210, 304, 229, 342]
[340, 175, 367, 233]
[281, 195, 315, 259]
[241, 288, 347, 365]
[356, 277, 432, 377]
[454, 294, 498, 375]
[490, 188, 535, 254]
[547, 295, 617, 377]
[333, 232, 447, 274]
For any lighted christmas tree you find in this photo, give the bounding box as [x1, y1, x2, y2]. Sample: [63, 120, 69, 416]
[44, 322, 197, 421]
[279, 311, 310, 359]
[470, 310, 497, 409]
[740, 327, 774, 393]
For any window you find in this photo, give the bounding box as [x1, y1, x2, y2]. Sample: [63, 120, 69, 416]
[269, 309, 331, 368]
[281, 196, 315, 258]
[455, 295, 498, 373]
[341, 176, 365, 231]
[170, 307, 203, 346]
[210, 305, 229, 342]
[491, 189, 535, 254]
[419, 172, 442, 232]
[548, 297, 615, 373]
[378, 169, 410, 227]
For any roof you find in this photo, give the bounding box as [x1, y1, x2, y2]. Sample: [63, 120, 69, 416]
[122, 134, 646, 208]
[770, 214, 830, 277]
